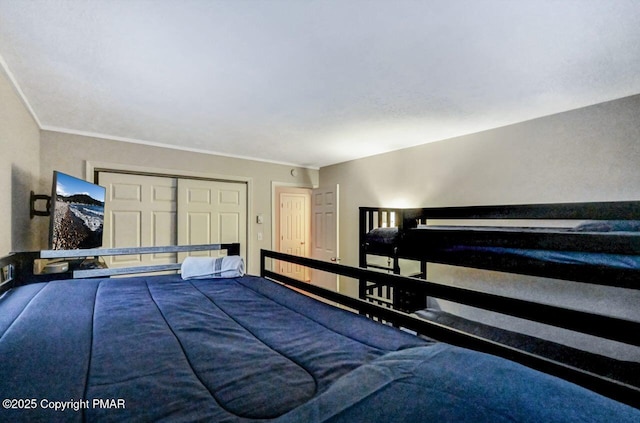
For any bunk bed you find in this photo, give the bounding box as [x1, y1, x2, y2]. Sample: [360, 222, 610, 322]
[360, 201, 640, 291]
[359, 201, 640, 398]
[0, 240, 638, 421]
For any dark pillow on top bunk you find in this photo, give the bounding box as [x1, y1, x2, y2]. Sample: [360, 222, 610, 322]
[573, 220, 640, 232]
[366, 227, 399, 245]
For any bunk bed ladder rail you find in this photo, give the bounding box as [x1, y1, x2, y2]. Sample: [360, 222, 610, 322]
[359, 207, 402, 312]
[359, 207, 428, 312]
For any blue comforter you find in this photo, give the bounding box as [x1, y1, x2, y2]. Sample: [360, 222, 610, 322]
[1, 275, 638, 422]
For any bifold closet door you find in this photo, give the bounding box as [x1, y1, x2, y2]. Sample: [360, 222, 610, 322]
[100, 173, 178, 270]
[177, 179, 247, 261]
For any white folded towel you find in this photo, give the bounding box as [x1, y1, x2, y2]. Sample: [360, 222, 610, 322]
[180, 256, 245, 279]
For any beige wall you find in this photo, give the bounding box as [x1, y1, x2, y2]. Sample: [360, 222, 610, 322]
[39, 131, 319, 274]
[322, 94, 640, 270]
[0, 69, 41, 255]
[320, 94, 640, 359]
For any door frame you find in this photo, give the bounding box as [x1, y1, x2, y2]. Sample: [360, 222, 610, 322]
[87, 161, 253, 265]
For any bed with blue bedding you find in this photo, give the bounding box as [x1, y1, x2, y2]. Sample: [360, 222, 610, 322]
[0, 270, 640, 422]
[0, 272, 422, 422]
[1, 261, 639, 422]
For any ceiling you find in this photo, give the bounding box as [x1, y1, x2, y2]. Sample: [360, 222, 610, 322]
[1, 1, 639, 169]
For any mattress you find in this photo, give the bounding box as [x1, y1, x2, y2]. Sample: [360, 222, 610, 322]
[440, 245, 640, 269]
[363, 227, 400, 255]
[364, 224, 640, 269]
[1, 274, 638, 422]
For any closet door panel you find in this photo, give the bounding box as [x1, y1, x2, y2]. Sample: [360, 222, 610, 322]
[100, 173, 177, 269]
[178, 179, 247, 261]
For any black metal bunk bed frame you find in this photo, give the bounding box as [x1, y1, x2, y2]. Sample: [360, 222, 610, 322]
[354, 200, 640, 407]
[261, 249, 639, 409]
[360, 201, 640, 309]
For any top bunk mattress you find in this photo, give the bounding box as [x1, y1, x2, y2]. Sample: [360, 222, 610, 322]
[364, 221, 640, 269]
[1, 274, 638, 422]
[405, 223, 640, 270]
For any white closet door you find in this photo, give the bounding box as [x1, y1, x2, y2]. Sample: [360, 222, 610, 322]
[100, 173, 177, 269]
[177, 179, 247, 261]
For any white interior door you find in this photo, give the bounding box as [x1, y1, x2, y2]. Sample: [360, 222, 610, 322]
[311, 184, 339, 291]
[277, 189, 310, 281]
[100, 172, 177, 269]
[177, 179, 247, 261]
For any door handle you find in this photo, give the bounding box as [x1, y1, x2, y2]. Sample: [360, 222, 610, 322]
[330, 257, 340, 262]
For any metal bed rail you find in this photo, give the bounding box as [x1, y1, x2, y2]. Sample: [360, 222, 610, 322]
[260, 249, 640, 409]
[40, 243, 241, 278]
